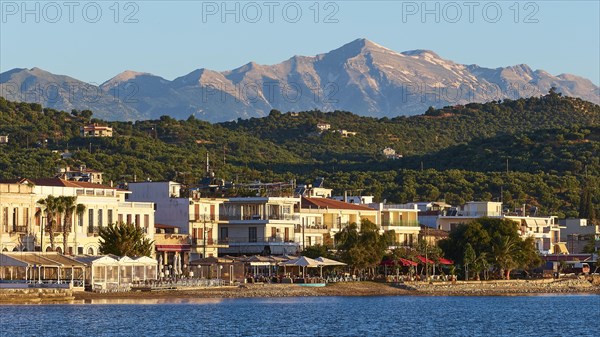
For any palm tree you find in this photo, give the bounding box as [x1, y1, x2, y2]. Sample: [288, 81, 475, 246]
[492, 235, 519, 280]
[60, 196, 85, 255]
[99, 222, 153, 257]
[35, 196, 59, 251]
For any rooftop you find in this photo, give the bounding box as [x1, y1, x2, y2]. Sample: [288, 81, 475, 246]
[301, 197, 375, 211]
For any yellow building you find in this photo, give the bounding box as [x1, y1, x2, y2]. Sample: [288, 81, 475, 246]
[0, 178, 155, 255]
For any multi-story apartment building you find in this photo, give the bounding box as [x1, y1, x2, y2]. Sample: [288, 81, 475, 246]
[127, 181, 227, 262]
[369, 203, 420, 247]
[437, 201, 563, 254]
[0, 178, 155, 255]
[219, 197, 301, 256]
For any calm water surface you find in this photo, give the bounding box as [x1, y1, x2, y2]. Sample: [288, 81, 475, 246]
[1, 295, 598, 336]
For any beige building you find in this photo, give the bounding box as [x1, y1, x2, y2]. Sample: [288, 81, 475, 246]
[298, 197, 379, 248]
[369, 203, 420, 247]
[219, 197, 301, 255]
[0, 178, 155, 255]
[56, 165, 104, 184]
[437, 201, 563, 254]
[80, 123, 113, 137]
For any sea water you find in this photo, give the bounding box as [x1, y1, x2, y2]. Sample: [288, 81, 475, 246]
[0, 295, 598, 336]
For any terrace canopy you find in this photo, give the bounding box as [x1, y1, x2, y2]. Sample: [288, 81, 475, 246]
[3, 252, 86, 286]
[280, 256, 323, 277]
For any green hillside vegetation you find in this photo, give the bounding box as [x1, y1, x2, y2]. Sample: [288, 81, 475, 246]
[0, 91, 598, 220]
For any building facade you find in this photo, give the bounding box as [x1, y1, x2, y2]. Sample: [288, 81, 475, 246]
[0, 178, 155, 255]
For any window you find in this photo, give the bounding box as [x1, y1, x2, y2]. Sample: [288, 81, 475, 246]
[144, 214, 149, 229]
[88, 209, 94, 232]
[284, 228, 290, 242]
[23, 208, 29, 229]
[78, 212, 84, 227]
[1, 207, 7, 232]
[271, 227, 277, 238]
[135, 214, 141, 227]
[126, 214, 132, 225]
[220, 227, 228, 242]
[35, 207, 41, 227]
[118, 214, 123, 224]
[249, 227, 257, 243]
[98, 209, 103, 228]
[78, 247, 84, 255]
[107, 210, 113, 225]
[12, 208, 17, 232]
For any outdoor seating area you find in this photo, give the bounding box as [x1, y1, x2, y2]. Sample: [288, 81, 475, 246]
[187, 255, 348, 285]
[74, 255, 158, 292]
[379, 255, 455, 282]
[0, 252, 86, 287]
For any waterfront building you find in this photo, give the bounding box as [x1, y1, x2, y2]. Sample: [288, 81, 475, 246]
[0, 178, 155, 255]
[127, 181, 227, 261]
[219, 197, 301, 256]
[437, 201, 564, 254]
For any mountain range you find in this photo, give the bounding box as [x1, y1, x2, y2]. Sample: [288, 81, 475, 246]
[1, 38, 598, 122]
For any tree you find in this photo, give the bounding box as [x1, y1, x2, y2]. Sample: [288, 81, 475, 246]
[334, 220, 391, 274]
[99, 222, 154, 257]
[35, 196, 60, 251]
[439, 218, 541, 280]
[463, 243, 475, 281]
[579, 187, 596, 221]
[59, 196, 85, 255]
[302, 244, 331, 259]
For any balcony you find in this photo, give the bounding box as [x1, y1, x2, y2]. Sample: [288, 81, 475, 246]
[220, 214, 299, 221]
[224, 237, 294, 244]
[9, 225, 28, 234]
[382, 220, 420, 227]
[87, 226, 100, 236]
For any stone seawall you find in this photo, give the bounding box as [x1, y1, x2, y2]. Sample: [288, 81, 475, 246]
[0, 288, 75, 303]
[403, 276, 600, 295]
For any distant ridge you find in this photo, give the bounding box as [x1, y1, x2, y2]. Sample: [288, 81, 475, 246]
[1, 38, 598, 122]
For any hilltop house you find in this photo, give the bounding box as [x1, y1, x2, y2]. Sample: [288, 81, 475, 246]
[80, 123, 113, 137]
[56, 165, 104, 185]
[382, 147, 402, 159]
[0, 135, 8, 144]
[316, 123, 331, 132]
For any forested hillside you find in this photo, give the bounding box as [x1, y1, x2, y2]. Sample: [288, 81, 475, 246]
[0, 91, 598, 219]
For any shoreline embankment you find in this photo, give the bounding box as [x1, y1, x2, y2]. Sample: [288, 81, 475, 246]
[2, 276, 599, 304]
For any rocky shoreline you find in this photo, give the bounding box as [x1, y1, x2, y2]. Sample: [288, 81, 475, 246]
[2, 277, 598, 304]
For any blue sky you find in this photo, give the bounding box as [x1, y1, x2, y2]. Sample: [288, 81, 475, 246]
[1, 1, 599, 85]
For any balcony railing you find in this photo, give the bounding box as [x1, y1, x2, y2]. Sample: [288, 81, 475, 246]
[224, 237, 295, 244]
[10, 225, 28, 233]
[382, 220, 420, 227]
[192, 238, 215, 246]
[220, 214, 299, 221]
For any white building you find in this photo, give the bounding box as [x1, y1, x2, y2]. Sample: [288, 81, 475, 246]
[0, 178, 155, 255]
[127, 181, 227, 259]
[437, 201, 564, 254]
[219, 197, 301, 255]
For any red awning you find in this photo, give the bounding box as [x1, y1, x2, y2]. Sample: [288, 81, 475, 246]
[438, 257, 454, 265]
[380, 258, 418, 267]
[155, 244, 191, 252]
[416, 256, 434, 264]
[399, 257, 418, 267]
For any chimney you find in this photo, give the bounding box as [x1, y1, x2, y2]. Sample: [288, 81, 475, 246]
[344, 190, 348, 203]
